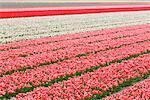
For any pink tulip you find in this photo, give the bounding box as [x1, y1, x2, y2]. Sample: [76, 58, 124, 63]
[15, 54, 150, 99]
[103, 78, 150, 100]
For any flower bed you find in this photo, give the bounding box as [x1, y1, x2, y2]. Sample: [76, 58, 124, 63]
[0, 6, 150, 18]
[103, 78, 150, 100]
[0, 24, 149, 76]
[0, 10, 150, 99]
[0, 11, 150, 43]
[14, 54, 150, 99]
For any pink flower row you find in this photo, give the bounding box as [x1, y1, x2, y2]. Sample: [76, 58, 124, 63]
[103, 78, 150, 100]
[0, 24, 149, 52]
[0, 32, 149, 76]
[15, 54, 150, 100]
[0, 41, 149, 96]
[1, 25, 148, 61]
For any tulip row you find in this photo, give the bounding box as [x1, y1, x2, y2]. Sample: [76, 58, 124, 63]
[0, 11, 150, 43]
[12, 54, 150, 100]
[0, 23, 149, 52]
[0, 30, 149, 77]
[0, 40, 149, 98]
[0, 24, 149, 61]
[103, 78, 150, 100]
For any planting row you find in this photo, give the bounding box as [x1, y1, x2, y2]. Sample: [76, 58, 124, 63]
[1, 6, 150, 18]
[0, 11, 150, 43]
[12, 54, 150, 99]
[0, 24, 149, 61]
[0, 24, 149, 52]
[0, 40, 149, 97]
[0, 31, 149, 76]
[103, 78, 150, 100]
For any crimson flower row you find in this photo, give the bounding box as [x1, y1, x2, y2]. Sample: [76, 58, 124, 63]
[103, 78, 150, 100]
[1, 25, 148, 61]
[0, 41, 149, 96]
[14, 54, 150, 100]
[0, 32, 149, 76]
[0, 24, 149, 51]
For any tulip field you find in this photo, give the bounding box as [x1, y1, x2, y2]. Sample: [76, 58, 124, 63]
[0, 6, 150, 99]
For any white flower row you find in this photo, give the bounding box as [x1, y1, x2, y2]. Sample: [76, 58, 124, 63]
[0, 11, 150, 44]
